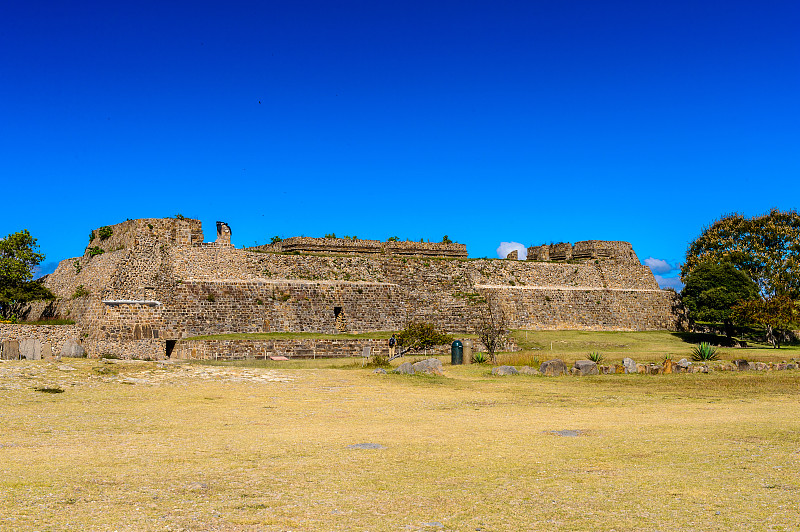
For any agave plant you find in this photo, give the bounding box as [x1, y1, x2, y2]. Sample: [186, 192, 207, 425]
[691, 342, 719, 361]
[587, 351, 604, 363]
[472, 351, 488, 364]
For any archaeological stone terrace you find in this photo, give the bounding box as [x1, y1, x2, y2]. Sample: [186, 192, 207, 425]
[13, 218, 682, 359]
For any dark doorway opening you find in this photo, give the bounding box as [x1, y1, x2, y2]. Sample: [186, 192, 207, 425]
[334, 307, 343, 318]
[165, 340, 176, 358]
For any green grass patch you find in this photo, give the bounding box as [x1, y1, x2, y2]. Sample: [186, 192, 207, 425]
[510, 329, 800, 365]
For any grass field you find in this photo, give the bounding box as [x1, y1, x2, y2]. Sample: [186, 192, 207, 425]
[1, 331, 799, 531]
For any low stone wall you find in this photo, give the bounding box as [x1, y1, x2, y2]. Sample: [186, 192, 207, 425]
[172, 337, 394, 360]
[0, 324, 82, 358]
[172, 336, 516, 360]
[83, 338, 166, 360]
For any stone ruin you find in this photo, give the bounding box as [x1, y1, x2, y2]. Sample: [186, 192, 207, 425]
[8, 217, 682, 359]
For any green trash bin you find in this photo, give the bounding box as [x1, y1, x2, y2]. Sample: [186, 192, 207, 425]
[451, 340, 463, 365]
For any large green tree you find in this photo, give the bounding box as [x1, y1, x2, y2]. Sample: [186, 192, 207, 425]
[681, 209, 800, 298]
[681, 261, 759, 339]
[732, 296, 799, 348]
[0, 230, 54, 320]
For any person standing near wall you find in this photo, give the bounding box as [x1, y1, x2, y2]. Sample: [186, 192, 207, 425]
[388, 334, 397, 358]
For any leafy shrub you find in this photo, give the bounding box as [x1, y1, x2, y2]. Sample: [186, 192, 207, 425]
[442, 235, 452, 244]
[324, 233, 336, 239]
[396, 321, 454, 356]
[691, 342, 719, 361]
[370, 353, 390, 367]
[72, 285, 90, 299]
[174, 214, 186, 220]
[97, 226, 113, 240]
[87, 246, 104, 257]
[387, 236, 400, 242]
[74, 260, 82, 274]
[89, 231, 95, 243]
[587, 351, 604, 363]
[206, 294, 215, 302]
[270, 236, 282, 244]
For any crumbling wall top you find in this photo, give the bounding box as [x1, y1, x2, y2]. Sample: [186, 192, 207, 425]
[527, 240, 639, 264]
[85, 218, 203, 255]
[249, 237, 467, 258]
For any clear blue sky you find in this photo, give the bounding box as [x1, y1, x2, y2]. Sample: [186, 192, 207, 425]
[2, 1, 799, 288]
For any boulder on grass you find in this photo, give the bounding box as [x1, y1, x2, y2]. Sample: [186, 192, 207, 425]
[395, 362, 415, 375]
[492, 365, 519, 376]
[518, 366, 539, 375]
[60, 340, 86, 358]
[411, 358, 444, 375]
[20, 339, 42, 360]
[623, 357, 637, 374]
[732, 359, 750, 371]
[572, 360, 599, 376]
[539, 359, 567, 376]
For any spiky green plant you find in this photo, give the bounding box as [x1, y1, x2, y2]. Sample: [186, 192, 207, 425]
[691, 342, 719, 361]
[472, 352, 488, 364]
[587, 351, 604, 363]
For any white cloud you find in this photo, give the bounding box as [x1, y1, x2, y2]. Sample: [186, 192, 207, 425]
[654, 275, 684, 291]
[644, 257, 674, 275]
[496, 242, 527, 260]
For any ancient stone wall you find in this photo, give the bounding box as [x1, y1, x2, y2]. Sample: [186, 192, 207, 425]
[25, 218, 682, 359]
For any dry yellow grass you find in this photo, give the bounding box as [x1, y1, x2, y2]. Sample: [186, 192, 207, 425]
[1, 357, 799, 531]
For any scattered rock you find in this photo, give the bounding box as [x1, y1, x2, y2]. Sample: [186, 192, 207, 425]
[572, 360, 598, 376]
[518, 366, 539, 375]
[57, 365, 77, 371]
[732, 359, 750, 371]
[614, 364, 625, 374]
[347, 443, 385, 450]
[663, 359, 674, 374]
[186, 482, 208, 492]
[491, 365, 519, 376]
[411, 358, 444, 375]
[786, 363, 798, 370]
[676, 358, 691, 370]
[60, 340, 86, 358]
[121, 377, 149, 385]
[421, 522, 444, 529]
[551, 429, 582, 437]
[623, 357, 637, 374]
[648, 364, 663, 375]
[395, 362, 415, 375]
[539, 359, 567, 376]
[373, 368, 387, 374]
[636, 364, 647, 374]
[755, 362, 768, 371]
[34, 385, 64, 394]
